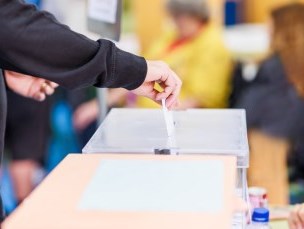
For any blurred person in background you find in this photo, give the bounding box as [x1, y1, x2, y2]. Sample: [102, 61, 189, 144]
[5, 84, 50, 205]
[3, 0, 51, 207]
[3, 0, 98, 209]
[236, 3, 304, 205]
[136, 0, 233, 109]
[75, 0, 233, 127]
[3, 0, 72, 208]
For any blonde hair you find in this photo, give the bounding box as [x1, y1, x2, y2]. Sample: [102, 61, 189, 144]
[271, 3, 304, 96]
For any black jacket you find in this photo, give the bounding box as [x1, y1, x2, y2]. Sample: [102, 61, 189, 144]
[0, 0, 147, 217]
[0, 1, 147, 160]
[236, 54, 304, 140]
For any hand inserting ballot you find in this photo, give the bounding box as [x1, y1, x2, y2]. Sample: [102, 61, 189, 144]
[4, 60, 182, 106]
[4, 70, 58, 101]
[132, 61, 182, 109]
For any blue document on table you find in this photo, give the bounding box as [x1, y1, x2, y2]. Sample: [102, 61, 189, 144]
[78, 159, 224, 213]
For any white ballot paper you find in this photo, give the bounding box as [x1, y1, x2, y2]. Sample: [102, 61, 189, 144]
[162, 99, 175, 137]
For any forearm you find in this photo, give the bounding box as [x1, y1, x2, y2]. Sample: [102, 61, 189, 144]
[0, 0, 146, 90]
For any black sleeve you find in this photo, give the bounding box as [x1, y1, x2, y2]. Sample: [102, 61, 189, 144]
[0, 0, 147, 90]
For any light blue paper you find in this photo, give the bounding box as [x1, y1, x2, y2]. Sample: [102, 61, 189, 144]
[78, 159, 224, 213]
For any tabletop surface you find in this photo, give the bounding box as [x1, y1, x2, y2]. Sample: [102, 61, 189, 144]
[3, 154, 237, 229]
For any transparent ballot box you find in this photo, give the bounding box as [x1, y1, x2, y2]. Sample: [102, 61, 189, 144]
[83, 108, 250, 228]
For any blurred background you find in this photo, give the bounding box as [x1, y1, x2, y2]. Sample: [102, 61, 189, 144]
[2, 0, 304, 215]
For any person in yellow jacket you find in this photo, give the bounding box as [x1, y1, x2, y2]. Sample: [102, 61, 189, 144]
[137, 0, 233, 109]
[71, 0, 233, 130]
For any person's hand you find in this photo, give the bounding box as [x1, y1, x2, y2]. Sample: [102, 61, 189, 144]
[132, 61, 182, 109]
[289, 204, 304, 229]
[4, 70, 58, 101]
[73, 99, 99, 132]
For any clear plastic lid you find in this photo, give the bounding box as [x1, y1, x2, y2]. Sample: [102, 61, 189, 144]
[83, 109, 249, 168]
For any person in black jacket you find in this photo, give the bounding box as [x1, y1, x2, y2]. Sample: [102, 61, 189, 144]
[0, 0, 182, 219]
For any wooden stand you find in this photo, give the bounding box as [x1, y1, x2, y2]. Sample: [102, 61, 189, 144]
[248, 129, 290, 205]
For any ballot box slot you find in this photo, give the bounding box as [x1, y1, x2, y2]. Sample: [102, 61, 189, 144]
[153, 149, 179, 155]
[154, 149, 171, 155]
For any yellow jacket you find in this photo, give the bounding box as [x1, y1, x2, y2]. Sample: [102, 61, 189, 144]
[137, 23, 233, 108]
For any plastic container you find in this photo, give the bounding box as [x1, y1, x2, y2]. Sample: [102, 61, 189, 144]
[83, 108, 250, 228]
[248, 208, 271, 229]
[83, 109, 249, 166]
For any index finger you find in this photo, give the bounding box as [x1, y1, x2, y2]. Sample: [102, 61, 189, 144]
[155, 71, 176, 101]
[166, 70, 182, 108]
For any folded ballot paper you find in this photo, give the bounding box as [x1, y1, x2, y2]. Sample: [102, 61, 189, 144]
[161, 99, 175, 137]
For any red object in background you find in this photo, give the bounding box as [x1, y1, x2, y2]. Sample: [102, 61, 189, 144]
[249, 187, 268, 209]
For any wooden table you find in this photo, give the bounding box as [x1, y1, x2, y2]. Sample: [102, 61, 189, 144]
[2, 154, 237, 229]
